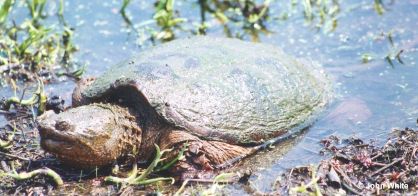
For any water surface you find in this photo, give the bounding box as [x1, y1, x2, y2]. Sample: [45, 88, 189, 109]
[1, 0, 417, 194]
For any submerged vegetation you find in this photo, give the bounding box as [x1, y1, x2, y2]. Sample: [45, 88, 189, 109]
[361, 29, 407, 67]
[123, 0, 345, 43]
[122, 0, 394, 44]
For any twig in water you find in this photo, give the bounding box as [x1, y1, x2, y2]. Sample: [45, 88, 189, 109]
[0, 151, 30, 161]
[370, 158, 402, 176]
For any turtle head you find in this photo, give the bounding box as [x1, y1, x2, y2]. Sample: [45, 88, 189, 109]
[37, 103, 142, 168]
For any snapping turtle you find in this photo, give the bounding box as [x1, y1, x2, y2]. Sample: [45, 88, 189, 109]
[37, 37, 331, 178]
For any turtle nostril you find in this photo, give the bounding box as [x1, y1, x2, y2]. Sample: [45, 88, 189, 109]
[55, 120, 71, 132]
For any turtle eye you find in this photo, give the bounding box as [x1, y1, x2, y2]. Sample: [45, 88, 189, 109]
[55, 120, 72, 132]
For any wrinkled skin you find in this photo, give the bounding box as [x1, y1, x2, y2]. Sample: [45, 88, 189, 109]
[38, 103, 142, 167]
[39, 91, 250, 179]
[38, 105, 251, 179]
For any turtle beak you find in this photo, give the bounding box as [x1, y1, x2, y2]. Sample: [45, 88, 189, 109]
[37, 110, 77, 152]
[37, 110, 61, 138]
[37, 112, 107, 167]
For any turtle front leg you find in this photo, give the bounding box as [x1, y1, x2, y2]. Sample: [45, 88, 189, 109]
[158, 130, 252, 180]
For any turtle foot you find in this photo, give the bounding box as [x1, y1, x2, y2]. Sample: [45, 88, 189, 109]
[159, 130, 251, 181]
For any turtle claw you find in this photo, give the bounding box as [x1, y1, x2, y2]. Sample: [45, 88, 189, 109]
[170, 160, 217, 182]
[158, 131, 252, 181]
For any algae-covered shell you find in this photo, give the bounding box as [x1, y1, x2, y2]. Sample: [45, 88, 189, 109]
[81, 37, 332, 144]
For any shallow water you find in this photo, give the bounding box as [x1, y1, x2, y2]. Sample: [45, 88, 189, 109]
[1, 0, 417, 194]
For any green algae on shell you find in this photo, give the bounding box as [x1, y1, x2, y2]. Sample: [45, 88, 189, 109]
[81, 36, 332, 144]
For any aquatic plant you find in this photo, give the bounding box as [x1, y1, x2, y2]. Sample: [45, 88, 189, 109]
[119, 0, 272, 43]
[0, 0, 78, 85]
[2, 80, 47, 113]
[152, 0, 186, 41]
[197, 0, 273, 41]
[362, 30, 405, 67]
[104, 144, 186, 186]
[1, 163, 63, 186]
[0, 123, 15, 150]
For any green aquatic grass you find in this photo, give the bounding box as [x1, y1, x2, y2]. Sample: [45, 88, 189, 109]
[362, 30, 405, 67]
[125, 0, 392, 43]
[119, 0, 186, 43]
[1, 163, 64, 186]
[2, 79, 47, 113]
[200, 0, 272, 41]
[105, 143, 188, 189]
[374, 0, 385, 15]
[1, 0, 391, 82]
[121, 0, 273, 43]
[152, 0, 186, 41]
[104, 144, 176, 186]
[0, 124, 15, 150]
[298, 0, 341, 33]
[0, 0, 79, 85]
[120, 0, 132, 26]
[0, 0, 13, 25]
